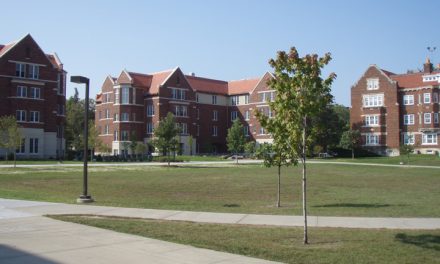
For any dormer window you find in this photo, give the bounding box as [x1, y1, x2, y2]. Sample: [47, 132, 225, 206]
[367, 78, 379, 90]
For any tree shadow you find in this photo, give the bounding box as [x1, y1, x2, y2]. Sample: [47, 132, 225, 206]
[395, 233, 440, 251]
[0, 245, 58, 263]
[312, 203, 396, 208]
[223, 203, 240, 208]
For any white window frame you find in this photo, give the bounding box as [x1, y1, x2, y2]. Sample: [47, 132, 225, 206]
[28, 64, 39, 79]
[243, 126, 249, 136]
[366, 78, 379, 90]
[424, 113, 431, 124]
[29, 111, 40, 123]
[29, 138, 39, 154]
[403, 95, 414, 105]
[244, 95, 249, 104]
[403, 133, 415, 145]
[105, 109, 110, 119]
[104, 125, 109, 135]
[146, 122, 154, 134]
[146, 104, 154, 116]
[174, 105, 187, 117]
[403, 114, 414, 125]
[231, 111, 238, 121]
[16, 138, 25, 154]
[365, 115, 379, 126]
[434, 113, 439, 124]
[212, 95, 217, 105]
[259, 127, 266, 135]
[115, 88, 120, 104]
[16, 110, 26, 122]
[424, 93, 431, 104]
[433, 92, 438, 103]
[422, 133, 438, 145]
[213, 110, 218, 121]
[121, 87, 129, 104]
[245, 110, 250, 121]
[231, 96, 239, 106]
[212, 125, 218, 136]
[121, 130, 129, 141]
[171, 88, 185, 100]
[16, 86, 27, 97]
[365, 134, 379, 146]
[121, 112, 129, 121]
[363, 94, 384, 107]
[16, 63, 26, 78]
[30, 87, 40, 99]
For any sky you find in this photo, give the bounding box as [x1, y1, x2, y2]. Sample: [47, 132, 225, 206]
[1, 0, 439, 106]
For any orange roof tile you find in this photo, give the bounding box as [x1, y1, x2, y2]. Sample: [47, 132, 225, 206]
[148, 70, 174, 94]
[228, 78, 260, 95]
[0, 42, 16, 57]
[389, 71, 439, 88]
[128, 71, 152, 88]
[186, 75, 228, 95]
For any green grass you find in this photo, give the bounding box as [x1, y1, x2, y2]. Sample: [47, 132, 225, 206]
[1, 163, 439, 217]
[328, 154, 440, 166]
[50, 215, 440, 264]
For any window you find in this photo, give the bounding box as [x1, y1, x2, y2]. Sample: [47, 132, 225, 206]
[171, 88, 185, 100]
[30, 87, 40, 99]
[424, 113, 431, 124]
[114, 113, 119, 121]
[231, 96, 239, 106]
[245, 110, 250, 121]
[132, 113, 136, 121]
[433, 93, 438, 103]
[403, 95, 414, 105]
[16, 110, 26, 122]
[115, 88, 120, 104]
[114, 130, 119, 141]
[268, 108, 273, 118]
[16, 86, 27, 97]
[121, 130, 129, 141]
[29, 138, 39, 154]
[15, 63, 26, 77]
[146, 104, 154, 116]
[29, 111, 40, 122]
[147, 123, 154, 134]
[16, 138, 25, 154]
[121, 87, 129, 104]
[424, 93, 431, 104]
[365, 134, 379, 145]
[104, 125, 109, 134]
[244, 95, 249, 104]
[243, 126, 249, 136]
[121, 113, 129, 121]
[57, 104, 65, 115]
[259, 92, 275, 102]
[213, 110, 218, 121]
[174, 105, 187, 117]
[105, 109, 110, 119]
[196, 108, 200, 119]
[259, 127, 266, 135]
[422, 133, 438, 145]
[363, 94, 384, 107]
[434, 113, 439, 124]
[403, 114, 414, 125]
[212, 125, 218, 136]
[176, 123, 188, 135]
[132, 88, 136, 104]
[366, 78, 379, 90]
[28, 65, 39, 79]
[231, 111, 238, 121]
[403, 133, 415, 145]
[270, 92, 275, 102]
[365, 115, 379, 126]
[212, 95, 217, 105]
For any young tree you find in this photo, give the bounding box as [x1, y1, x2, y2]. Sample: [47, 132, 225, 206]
[188, 135, 194, 156]
[267, 47, 336, 244]
[244, 141, 256, 158]
[87, 121, 102, 161]
[121, 141, 130, 159]
[152, 112, 180, 166]
[130, 131, 138, 160]
[227, 119, 246, 164]
[340, 129, 361, 159]
[400, 144, 414, 165]
[135, 143, 148, 161]
[0, 116, 22, 167]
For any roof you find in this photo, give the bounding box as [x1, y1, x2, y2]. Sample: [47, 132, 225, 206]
[388, 71, 439, 89]
[186, 75, 228, 95]
[0, 42, 17, 57]
[228, 78, 260, 95]
[148, 69, 174, 94]
[127, 71, 152, 88]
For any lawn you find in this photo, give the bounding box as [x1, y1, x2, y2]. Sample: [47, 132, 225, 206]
[328, 154, 440, 166]
[50, 215, 440, 264]
[1, 163, 439, 217]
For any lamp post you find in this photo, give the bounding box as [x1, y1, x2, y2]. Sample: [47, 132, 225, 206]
[71, 75, 94, 203]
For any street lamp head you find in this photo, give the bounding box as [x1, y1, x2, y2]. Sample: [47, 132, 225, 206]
[70, 75, 89, 84]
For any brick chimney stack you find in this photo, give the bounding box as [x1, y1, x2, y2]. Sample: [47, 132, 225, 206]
[424, 57, 433, 73]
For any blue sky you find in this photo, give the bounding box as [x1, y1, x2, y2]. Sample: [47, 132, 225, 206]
[1, 0, 439, 106]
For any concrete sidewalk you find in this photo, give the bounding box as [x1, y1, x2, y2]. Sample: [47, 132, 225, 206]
[1, 198, 439, 230]
[0, 199, 278, 264]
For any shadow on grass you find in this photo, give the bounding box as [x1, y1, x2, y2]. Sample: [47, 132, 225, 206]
[312, 203, 397, 208]
[395, 233, 440, 251]
[223, 204, 240, 208]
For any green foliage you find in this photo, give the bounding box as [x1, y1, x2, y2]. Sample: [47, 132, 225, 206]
[340, 129, 361, 158]
[400, 144, 415, 164]
[226, 120, 246, 155]
[135, 143, 148, 156]
[244, 141, 256, 158]
[0, 116, 22, 164]
[152, 113, 180, 163]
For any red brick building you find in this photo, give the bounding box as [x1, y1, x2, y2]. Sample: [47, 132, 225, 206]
[351, 59, 440, 156]
[95, 67, 274, 155]
[0, 34, 66, 159]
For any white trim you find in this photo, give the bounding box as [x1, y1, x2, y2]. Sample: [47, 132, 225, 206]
[398, 86, 436, 92]
[249, 72, 274, 95]
[8, 96, 45, 101]
[8, 60, 47, 67]
[114, 121, 144, 124]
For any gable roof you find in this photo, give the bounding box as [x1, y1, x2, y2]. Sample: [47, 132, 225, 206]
[389, 71, 439, 88]
[186, 75, 228, 95]
[228, 78, 260, 95]
[148, 69, 175, 94]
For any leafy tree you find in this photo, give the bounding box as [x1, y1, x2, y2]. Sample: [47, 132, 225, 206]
[87, 121, 102, 161]
[244, 141, 256, 158]
[266, 47, 336, 244]
[227, 119, 246, 164]
[135, 143, 148, 160]
[340, 129, 361, 159]
[152, 112, 180, 166]
[0, 116, 22, 167]
[400, 144, 414, 165]
[130, 131, 138, 158]
[312, 104, 349, 152]
[188, 135, 194, 156]
[121, 142, 130, 159]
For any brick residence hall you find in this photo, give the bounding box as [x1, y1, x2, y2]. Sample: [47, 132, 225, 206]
[351, 59, 440, 156]
[0, 34, 66, 159]
[95, 68, 275, 155]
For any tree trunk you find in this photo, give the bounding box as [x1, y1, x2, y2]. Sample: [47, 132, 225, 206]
[276, 164, 281, 207]
[302, 117, 308, 244]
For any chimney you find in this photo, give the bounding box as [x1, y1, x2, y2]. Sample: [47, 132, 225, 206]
[424, 57, 433, 73]
[189, 72, 196, 77]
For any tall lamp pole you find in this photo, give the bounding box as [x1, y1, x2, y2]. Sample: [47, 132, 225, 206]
[71, 75, 94, 203]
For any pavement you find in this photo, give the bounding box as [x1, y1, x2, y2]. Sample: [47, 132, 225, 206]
[1, 199, 440, 264]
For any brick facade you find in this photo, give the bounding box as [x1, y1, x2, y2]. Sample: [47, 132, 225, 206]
[95, 67, 274, 155]
[0, 34, 66, 159]
[350, 60, 440, 156]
